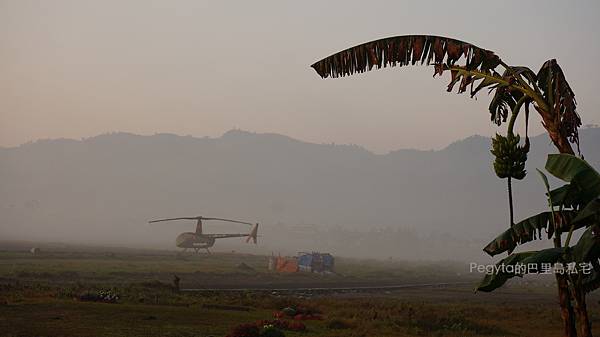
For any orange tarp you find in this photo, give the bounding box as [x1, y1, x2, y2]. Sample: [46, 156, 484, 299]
[275, 256, 298, 272]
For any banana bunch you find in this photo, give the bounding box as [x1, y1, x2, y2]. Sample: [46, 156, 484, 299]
[491, 134, 528, 180]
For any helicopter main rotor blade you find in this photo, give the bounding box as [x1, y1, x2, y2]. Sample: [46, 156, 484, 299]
[148, 217, 200, 223]
[201, 217, 253, 226]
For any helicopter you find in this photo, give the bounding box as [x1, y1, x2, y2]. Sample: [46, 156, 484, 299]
[148, 216, 259, 254]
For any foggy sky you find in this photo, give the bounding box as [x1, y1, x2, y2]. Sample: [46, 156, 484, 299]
[1, 0, 599, 153]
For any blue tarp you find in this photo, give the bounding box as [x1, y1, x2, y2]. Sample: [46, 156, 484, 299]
[297, 252, 334, 272]
[298, 253, 313, 267]
[322, 254, 334, 269]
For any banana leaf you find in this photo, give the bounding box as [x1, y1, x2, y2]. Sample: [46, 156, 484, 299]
[309, 35, 521, 126]
[483, 211, 578, 256]
[545, 154, 600, 208]
[477, 248, 565, 292]
[572, 199, 600, 224]
[545, 154, 596, 182]
[571, 226, 600, 263]
[549, 184, 580, 208]
[480, 227, 600, 293]
[581, 259, 600, 294]
[310, 35, 502, 79]
[536, 61, 581, 152]
[546, 154, 600, 192]
[570, 226, 600, 293]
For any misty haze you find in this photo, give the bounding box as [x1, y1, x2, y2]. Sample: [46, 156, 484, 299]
[3, 1, 600, 336]
[2, 128, 599, 261]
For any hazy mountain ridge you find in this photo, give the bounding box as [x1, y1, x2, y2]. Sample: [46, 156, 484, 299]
[1, 128, 599, 260]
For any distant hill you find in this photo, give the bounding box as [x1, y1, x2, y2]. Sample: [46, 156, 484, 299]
[1, 128, 599, 261]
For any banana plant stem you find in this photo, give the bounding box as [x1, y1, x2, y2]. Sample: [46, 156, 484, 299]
[508, 176, 514, 226]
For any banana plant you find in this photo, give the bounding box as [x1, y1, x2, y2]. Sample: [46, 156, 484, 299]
[311, 35, 584, 336]
[478, 154, 600, 337]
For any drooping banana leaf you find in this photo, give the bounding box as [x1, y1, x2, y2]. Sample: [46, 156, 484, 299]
[512, 66, 538, 86]
[310, 37, 582, 153]
[536, 61, 581, 152]
[310, 35, 502, 79]
[477, 248, 565, 292]
[488, 83, 522, 127]
[309, 36, 529, 125]
[483, 211, 579, 256]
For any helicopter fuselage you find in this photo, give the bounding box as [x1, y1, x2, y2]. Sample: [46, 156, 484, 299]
[176, 232, 216, 249]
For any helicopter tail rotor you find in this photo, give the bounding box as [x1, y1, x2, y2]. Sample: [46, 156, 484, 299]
[246, 223, 259, 244]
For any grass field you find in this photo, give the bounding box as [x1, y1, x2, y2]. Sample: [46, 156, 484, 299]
[1, 242, 600, 337]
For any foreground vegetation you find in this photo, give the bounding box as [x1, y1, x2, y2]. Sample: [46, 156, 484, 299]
[0, 247, 471, 289]
[1, 245, 600, 336]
